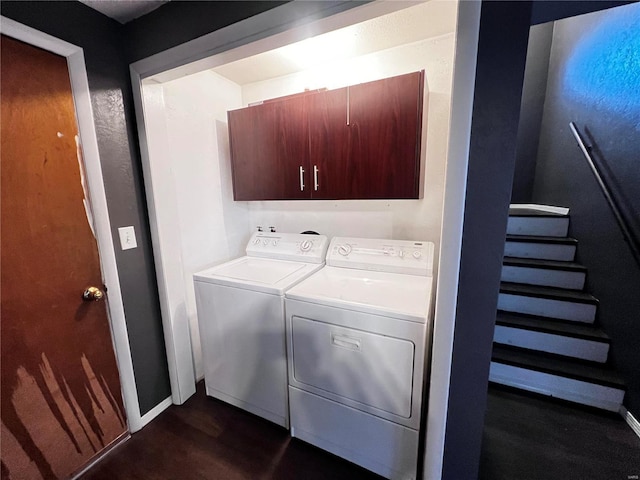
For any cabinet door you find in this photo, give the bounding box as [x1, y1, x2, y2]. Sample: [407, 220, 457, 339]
[347, 71, 424, 199]
[229, 97, 309, 200]
[307, 87, 351, 199]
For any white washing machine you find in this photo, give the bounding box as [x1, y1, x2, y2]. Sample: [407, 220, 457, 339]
[193, 232, 329, 428]
[284, 237, 435, 480]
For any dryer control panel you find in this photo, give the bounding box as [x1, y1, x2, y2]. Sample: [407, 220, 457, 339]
[246, 233, 329, 264]
[327, 237, 434, 276]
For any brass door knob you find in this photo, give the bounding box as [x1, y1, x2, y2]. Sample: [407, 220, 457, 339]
[83, 286, 104, 301]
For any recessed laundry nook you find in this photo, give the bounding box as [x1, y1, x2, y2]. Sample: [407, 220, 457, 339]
[138, 2, 455, 479]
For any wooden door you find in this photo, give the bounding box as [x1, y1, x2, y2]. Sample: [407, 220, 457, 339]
[1, 36, 127, 479]
[307, 87, 352, 199]
[347, 72, 424, 199]
[228, 96, 309, 201]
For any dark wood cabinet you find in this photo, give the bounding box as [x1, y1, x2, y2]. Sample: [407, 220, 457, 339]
[347, 71, 423, 199]
[306, 87, 351, 199]
[228, 71, 424, 201]
[228, 97, 308, 201]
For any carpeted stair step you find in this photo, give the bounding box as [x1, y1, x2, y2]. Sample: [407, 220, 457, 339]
[507, 210, 569, 237]
[501, 257, 587, 290]
[493, 311, 609, 362]
[490, 344, 625, 412]
[504, 234, 578, 261]
[498, 282, 598, 323]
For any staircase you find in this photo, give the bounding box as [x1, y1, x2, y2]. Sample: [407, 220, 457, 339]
[489, 205, 626, 412]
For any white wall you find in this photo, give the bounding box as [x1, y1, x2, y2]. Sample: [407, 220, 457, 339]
[145, 71, 250, 379]
[242, 35, 456, 257]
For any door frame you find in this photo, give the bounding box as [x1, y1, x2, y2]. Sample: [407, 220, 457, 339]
[129, 1, 481, 478]
[129, 0, 411, 406]
[0, 17, 146, 432]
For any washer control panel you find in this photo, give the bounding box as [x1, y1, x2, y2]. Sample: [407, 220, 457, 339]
[327, 237, 434, 276]
[246, 232, 329, 264]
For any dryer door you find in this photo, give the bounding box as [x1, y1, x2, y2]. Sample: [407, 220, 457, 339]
[290, 316, 415, 418]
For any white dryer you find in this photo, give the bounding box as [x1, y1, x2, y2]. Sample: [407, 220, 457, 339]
[194, 232, 328, 428]
[284, 237, 435, 480]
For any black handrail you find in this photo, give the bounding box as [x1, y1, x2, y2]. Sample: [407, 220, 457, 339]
[569, 122, 640, 268]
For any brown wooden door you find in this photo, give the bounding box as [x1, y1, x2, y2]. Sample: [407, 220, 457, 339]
[1, 36, 127, 479]
[228, 96, 309, 200]
[347, 71, 424, 199]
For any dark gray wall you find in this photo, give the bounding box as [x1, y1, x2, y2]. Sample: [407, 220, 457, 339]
[532, 2, 640, 416]
[124, 1, 288, 63]
[123, 1, 366, 64]
[1, 1, 172, 415]
[442, 2, 533, 479]
[512, 22, 554, 202]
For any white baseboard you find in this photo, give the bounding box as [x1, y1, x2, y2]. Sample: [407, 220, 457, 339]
[138, 396, 173, 430]
[619, 406, 640, 440]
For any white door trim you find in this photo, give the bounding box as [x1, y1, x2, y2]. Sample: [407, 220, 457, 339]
[1, 16, 144, 432]
[423, 2, 481, 479]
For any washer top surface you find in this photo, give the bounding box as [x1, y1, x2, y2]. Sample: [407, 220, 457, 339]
[285, 266, 432, 323]
[193, 232, 329, 295]
[194, 256, 325, 295]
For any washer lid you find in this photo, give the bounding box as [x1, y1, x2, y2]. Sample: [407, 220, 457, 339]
[285, 266, 432, 323]
[194, 257, 324, 295]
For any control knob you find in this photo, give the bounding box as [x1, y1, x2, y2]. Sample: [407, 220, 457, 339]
[253, 238, 261, 245]
[338, 244, 352, 256]
[412, 251, 422, 259]
[300, 240, 313, 252]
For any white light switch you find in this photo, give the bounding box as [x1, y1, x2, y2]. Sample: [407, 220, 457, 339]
[118, 226, 137, 250]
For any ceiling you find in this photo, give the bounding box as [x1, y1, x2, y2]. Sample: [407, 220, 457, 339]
[79, 0, 168, 24]
[211, 1, 457, 86]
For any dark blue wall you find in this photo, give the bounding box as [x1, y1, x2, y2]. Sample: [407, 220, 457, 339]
[532, 2, 640, 415]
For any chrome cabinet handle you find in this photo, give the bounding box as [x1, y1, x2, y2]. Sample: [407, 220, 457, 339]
[299, 166, 305, 191]
[346, 86, 350, 126]
[313, 165, 319, 191]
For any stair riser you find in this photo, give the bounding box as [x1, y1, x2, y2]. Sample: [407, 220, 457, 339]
[493, 326, 609, 362]
[489, 362, 624, 412]
[504, 242, 576, 261]
[498, 293, 597, 323]
[507, 217, 569, 237]
[501, 266, 586, 290]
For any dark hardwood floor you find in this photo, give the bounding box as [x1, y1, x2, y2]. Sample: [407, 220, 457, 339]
[82, 382, 382, 480]
[82, 382, 640, 479]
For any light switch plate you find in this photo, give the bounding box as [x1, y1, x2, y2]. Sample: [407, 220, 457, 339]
[118, 226, 137, 250]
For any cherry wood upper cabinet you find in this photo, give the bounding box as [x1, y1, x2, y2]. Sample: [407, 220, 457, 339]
[228, 71, 424, 201]
[345, 71, 424, 199]
[228, 96, 308, 201]
[306, 87, 351, 199]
